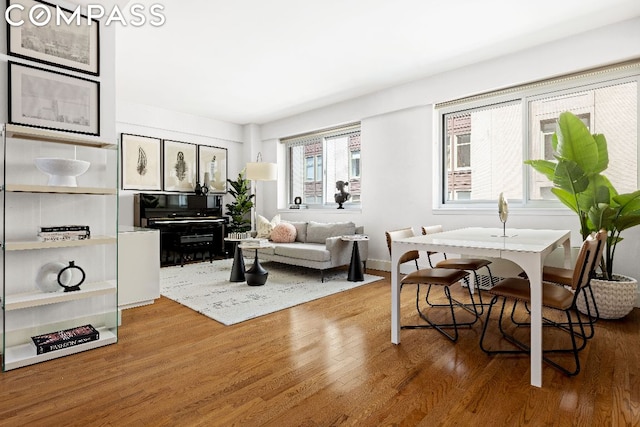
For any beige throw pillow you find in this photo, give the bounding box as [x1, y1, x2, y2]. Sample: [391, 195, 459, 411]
[256, 214, 281, 239]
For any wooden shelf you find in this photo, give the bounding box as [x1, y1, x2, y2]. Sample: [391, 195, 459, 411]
[3, 327, 117, 371]
[4, 124, 116, 149]
[5, 184, 117, 195]
[5, 236, 117, 251]
[5, 281, 117, 311]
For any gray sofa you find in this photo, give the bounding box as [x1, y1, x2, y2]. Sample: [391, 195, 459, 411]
[257, 220, 368, 281]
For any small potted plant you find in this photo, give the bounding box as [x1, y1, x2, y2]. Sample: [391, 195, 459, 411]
[225, 170, 254, 233]
[526, 111, 640, 319]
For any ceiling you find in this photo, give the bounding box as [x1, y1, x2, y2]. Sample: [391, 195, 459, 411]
[100, 0, 640, 125]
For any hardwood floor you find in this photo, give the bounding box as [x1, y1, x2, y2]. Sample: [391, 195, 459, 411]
[1, 269, 639, 426]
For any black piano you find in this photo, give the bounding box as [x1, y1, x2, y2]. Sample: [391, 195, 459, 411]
[134, 193, 229, 266]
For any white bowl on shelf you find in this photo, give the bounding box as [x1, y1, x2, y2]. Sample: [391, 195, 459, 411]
[34, 157, 91, 187]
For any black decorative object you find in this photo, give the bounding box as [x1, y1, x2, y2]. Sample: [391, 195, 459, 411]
[57, 261, 86, 292]
[294, 196, 302, 205]
[230, 244, 246, 282]
[194, 180, 203, 195]
[244, 249, 268, 286]
[334, 180, 351, 209]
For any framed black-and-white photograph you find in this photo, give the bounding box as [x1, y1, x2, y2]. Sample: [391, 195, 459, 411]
[7, 0, 100, 75]
[9, 62, 100, 136]
[198, 145, 228, 193]
[121, 134, 162, 191]
[163, 140, 197, 192]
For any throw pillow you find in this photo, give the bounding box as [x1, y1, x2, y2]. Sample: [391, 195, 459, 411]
[283, 221, 308, 242]
[270, 223, 297, 243]
[306, 221, 356, 243]
[256, 214, 280, 239]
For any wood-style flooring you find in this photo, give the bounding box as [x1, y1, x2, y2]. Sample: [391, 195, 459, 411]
[1, 269, 638, 426]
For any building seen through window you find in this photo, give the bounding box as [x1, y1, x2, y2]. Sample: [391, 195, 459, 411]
[285, 124, 361, 207]
[440, 69, 638, 205]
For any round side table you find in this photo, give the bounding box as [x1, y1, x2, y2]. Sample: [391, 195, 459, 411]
[224, 237, 246, 282]
[341, 234, 369, 282]
[238, 242, 275, 286]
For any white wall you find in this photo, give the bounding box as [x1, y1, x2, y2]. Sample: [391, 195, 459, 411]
[258, 17, 640, 284]
[115, 103, 245, 225]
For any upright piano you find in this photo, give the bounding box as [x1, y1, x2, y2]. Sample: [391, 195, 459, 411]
[134, 193, 229, 266]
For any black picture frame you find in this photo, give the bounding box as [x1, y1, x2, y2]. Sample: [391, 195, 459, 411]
[197, 145, 228, 193]
[121, 133, 162, 191]
[6, 0, 100, 76]
[8, 61, 100, 136]
[163, 140, 197, 192]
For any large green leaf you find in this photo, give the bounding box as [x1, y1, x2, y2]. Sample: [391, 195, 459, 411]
[553, 159, 589, 194]
[555, 112, 599, 173]
[593, 133, 609, 174]
[524, 159, 556, 181]
[551, 187, 579, 213]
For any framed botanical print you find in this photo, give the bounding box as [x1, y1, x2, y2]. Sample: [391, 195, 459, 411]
[121, 134, 162, 191]
[163, 140, 197, 192]
[197, 145, 228, 193]
[8, 61, 100, 135]
[6, 0, 100, 75]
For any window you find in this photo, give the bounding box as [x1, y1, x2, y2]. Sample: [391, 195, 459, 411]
[284, 123, 361, 207]
[438, 62, 639, 206]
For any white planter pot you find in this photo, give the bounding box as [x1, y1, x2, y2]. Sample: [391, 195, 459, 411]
[576, 274, 638, 320]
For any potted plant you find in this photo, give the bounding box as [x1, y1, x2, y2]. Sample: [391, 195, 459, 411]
[525, 111, 640, 319]
[225, 170, 254, 233]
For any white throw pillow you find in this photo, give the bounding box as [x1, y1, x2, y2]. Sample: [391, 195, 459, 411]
[256, 214, 281, 239]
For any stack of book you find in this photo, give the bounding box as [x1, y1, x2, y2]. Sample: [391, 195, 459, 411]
[31, 324, 100, 354]
[38, 225, 91, 242]
[240, 237, 271, 247]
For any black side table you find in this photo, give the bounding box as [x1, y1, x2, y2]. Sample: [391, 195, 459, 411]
[238, 242, 275, 286]
[224, 238, 245, 282]
[341, 235, 369, 282]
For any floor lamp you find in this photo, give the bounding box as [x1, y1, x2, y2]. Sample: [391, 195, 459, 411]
[245, 152, 277, 231]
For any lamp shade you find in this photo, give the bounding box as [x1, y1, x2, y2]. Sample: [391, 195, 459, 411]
[246, 162, 277, 181]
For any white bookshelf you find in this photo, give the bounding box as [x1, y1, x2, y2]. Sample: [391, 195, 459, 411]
[1, 124, 119, 371]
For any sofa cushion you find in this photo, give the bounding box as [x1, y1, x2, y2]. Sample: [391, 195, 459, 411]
[273, 243, 331, 262]
[271, 223, 297, 243]
[256, 214, 280, 239]
[306, 221, 356, 244]
[284, 221, 308, 242]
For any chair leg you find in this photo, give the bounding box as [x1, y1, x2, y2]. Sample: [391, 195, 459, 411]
[404, 284, 478, 342]
[481, 295, 584, 376]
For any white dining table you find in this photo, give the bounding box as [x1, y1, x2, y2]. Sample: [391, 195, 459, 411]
[390, 227, 571, 387]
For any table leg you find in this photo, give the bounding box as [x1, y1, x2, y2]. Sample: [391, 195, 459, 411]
[347, 241, 364, 282]
[245, 249, 268, 286]
[230, 243, 245, 282]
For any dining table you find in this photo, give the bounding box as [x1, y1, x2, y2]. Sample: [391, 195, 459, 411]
[390, 227, 572, 387]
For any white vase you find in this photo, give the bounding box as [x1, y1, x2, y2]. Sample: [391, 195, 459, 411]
[577, 274, 638, 319]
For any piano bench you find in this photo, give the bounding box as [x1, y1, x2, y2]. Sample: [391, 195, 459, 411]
[176, 233, 215, 267]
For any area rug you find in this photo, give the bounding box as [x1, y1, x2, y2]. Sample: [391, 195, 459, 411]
[160, 259, 384, 325]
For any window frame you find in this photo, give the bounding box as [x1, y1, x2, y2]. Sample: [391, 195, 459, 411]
[283, 123, 362, 209]
[435, 62, 640, 211]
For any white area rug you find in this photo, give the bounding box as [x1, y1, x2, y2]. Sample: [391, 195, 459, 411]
[160, 258, 383, 325]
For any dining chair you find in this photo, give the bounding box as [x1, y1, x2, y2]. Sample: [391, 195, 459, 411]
[386, 227, 479, 342]
[479, 230, 604, 376]
[517, 229, 606, 339]
[541, 229, 607, 323]
[421, 225, 494, 314]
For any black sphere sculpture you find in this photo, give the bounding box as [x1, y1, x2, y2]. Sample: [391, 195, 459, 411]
[334, 180, 350, 209]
